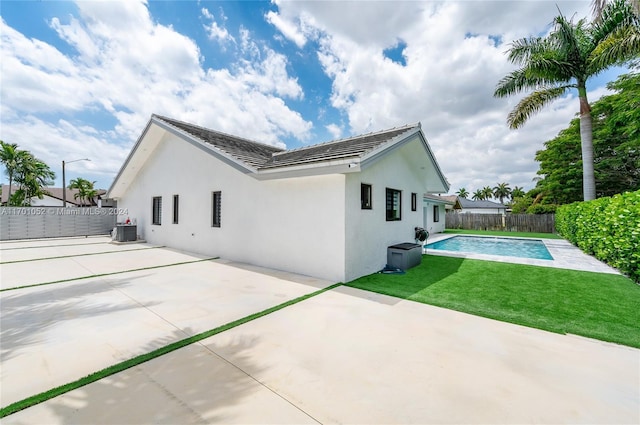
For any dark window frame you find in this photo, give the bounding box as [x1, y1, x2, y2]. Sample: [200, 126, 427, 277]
[411, 193, 417, 211]
[361, 183, 372, 210]
[212, 191, 221, 227]
[172, 194, 179, 224]
[433, 205, 440, 222]
[385, 188, 402, 221]
[152, 196, 162, 225]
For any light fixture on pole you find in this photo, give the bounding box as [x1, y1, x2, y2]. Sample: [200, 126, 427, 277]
[62, 158, 91, 207]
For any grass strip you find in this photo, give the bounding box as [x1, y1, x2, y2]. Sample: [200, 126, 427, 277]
[0, 282, 342, 418]
[443, 229, 562, 239]
[0, 257, 219, 292]
[0, 246, 164, 264]
[348, 255, 640, 348]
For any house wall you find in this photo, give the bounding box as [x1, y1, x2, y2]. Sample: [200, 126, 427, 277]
[344, 137, 428, 282]
[116, 132, 346, 282]
[423, 200, 446, 234]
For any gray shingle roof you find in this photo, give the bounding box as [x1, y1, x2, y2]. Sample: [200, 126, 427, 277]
[458, 198, 507, 209]
[153, 115, 418, 171]
[260, 124, 419, 169]
[154, 115, 284, 168]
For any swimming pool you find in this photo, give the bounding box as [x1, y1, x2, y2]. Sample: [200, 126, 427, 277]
[425, 236, 554, 260]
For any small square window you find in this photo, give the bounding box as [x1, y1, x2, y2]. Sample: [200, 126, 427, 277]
[411, 193, 417, 211]
[386, 188, 401, 221]
[361, 184, 372, 209]
[212, 191, 221, 227]
[152, 196, 162, 225]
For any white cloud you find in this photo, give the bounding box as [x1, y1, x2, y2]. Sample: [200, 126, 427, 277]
[201, 7, 234, 44]
[265, 10, 307, 48]
[0, 1, 312, 188]
[325, 123, 342, 139]
[271, 0, 603, 193]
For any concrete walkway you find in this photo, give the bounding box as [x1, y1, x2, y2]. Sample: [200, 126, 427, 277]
[1, 238, 638, 424]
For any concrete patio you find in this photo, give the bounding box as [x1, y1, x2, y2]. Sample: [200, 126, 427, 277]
[1, 236, 638, 424]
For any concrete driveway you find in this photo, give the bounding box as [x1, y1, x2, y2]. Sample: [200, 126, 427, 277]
[1, 237, 638, 424]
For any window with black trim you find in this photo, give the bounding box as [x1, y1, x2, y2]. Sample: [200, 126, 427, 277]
[172, 195, 179, 224]
[152, 196, 162, 225]
[433, 205, 440, 222]
[361, 183, 372, 209]
[411, 193, 417, 211]
[212, 191, 221, 227]
[386, 188, 401, 221]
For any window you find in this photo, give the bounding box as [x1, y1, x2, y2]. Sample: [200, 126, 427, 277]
[433, 205, 440, 222]
[385, 188, 401, 221]
[212, 191, 221, 227]
[172, 195, 179, 224]
[152, 196, 162, 225]
[361, 183, 372, 209]
[411, 193, 417, 211]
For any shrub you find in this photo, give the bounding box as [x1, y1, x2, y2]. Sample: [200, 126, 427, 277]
[526, 204, 558, 214]
[556, 190, 640, 282]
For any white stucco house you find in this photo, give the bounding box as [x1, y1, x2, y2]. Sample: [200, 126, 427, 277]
[422, 194, 454, 234]
[107, 115, 450, 282]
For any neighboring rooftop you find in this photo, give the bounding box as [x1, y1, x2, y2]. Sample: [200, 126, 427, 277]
[458, 197, 507, 209]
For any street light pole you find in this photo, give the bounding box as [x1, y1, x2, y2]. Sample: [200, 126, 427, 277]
[62, 158, 91, 207]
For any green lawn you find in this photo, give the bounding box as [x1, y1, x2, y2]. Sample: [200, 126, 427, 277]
[443, 229, 563, 239]
[348, 255, 640, 348]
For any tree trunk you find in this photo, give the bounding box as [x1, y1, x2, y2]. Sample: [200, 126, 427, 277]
[579, 90, 596, 201]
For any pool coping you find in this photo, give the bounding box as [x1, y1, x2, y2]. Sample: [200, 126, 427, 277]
[424, 233, 620, 275]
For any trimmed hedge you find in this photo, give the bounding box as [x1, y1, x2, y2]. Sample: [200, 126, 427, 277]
[556, 190, 640, 282]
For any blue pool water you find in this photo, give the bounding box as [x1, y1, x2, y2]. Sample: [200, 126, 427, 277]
[425, 236, 553, 260]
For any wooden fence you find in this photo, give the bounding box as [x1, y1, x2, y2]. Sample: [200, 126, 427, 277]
[445, 212, 556, 233]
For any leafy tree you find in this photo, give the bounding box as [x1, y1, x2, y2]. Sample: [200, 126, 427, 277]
[472, 189, 485, 201]
[456, 188, 469, 198]
[535, 72, 640, 203]
[69, 177, 98, 206]
[481, 186, 494, 200]
[494, 0, 639, 201]
[493, 182, 512, 204]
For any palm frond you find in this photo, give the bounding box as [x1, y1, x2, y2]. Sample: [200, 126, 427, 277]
[591, 0, 639, 44]
[589, 24, 640, 70]
[506, 37, 547, 65]
[506, 85, 572, 129]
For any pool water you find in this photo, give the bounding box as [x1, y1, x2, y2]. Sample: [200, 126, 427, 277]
[425, 236, 553, 260]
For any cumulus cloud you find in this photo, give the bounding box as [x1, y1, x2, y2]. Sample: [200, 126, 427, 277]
[270, 0, 604, 193]
[0, 1, 311, 187]
[202, 7, 235, 44]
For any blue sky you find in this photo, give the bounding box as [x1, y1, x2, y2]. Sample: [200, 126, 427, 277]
[0, 0, 631, 195]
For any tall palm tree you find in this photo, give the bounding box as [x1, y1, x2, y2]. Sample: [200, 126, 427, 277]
[493, 182, 512, 204]
[593, 0, 639, 18]
[494, 0, 639, 201]
[456, 188, 469, 198]
[69, 177, 97, 206]
[472, 189, 484, 201]
[481, 186, 494, 201]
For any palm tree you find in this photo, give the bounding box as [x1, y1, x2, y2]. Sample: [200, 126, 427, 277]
[69, 177, 97, 206]
[494, 0, 639, 201]
[511, 186, 526, 200]
[472, 189, 484, 201]
[593, 0, 639, 18]
[481, 186, 494, 201]
[12, 154, 55, 206]
[493, 182, 512, 204]
[0, 141, 22, 204]
[456, 188, 469, 198]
